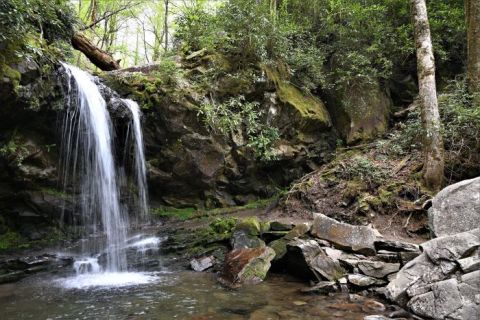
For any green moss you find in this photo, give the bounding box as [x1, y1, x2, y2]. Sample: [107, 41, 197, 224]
[40, 187, 69, 198]
[269, 238, 287, 260]
[209, 217, 237, 235]
[263, 64, 331, 127]
[151, 206, 196, 220]
[0, 232, 22, 250]
[235, 217, 262, 236]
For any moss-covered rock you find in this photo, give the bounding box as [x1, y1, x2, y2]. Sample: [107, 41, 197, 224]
[263, 64, 331, 130]
[235, 217, 262, 236]
[326, 81, 391, 144]
[218, 247, 276, 288]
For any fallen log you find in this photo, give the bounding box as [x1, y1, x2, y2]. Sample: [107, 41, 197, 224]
[71, 33, 120, 71]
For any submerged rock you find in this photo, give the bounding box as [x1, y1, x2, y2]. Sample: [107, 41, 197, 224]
[347, 274, 386, 287]
[428, 177, 480, 237]
[190, 256, 215, 272]
[301, 281, 338, 293]
[217, 247, 275, 288]
[310, 213, 378, 255]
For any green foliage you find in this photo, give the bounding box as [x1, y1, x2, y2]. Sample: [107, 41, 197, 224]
[381, 78, 480, 181]
[209, 217, 237, 235]
[151, 206, 196, 220]
[0, 0, 75, 54]
[439, 79, 480, 180]
[337, 155, 389, 186]
[176, 0, 465, 92]
[0, 136, 29, 166]
[0, 231, 23, 250]
[198, 95, 280, 161]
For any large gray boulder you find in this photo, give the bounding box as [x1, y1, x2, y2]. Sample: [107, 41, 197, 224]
[429, 177, 480, 237]
[285, 238, 346, 281]
[310, 213, 379, 255]
[386, 228, 480, 319]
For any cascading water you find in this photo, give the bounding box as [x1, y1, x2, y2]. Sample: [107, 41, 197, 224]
[57, 64, 158, 288]
[61, 63, 128, 273]
[123, 99, 149, 222]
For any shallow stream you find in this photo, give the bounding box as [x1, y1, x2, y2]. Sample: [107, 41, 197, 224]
[0, 270, 387, 320]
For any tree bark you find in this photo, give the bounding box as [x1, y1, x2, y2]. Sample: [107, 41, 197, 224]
[72, 33, 120, 71]
[164, 0, 169, 51]
[411, 0, 444, 191]
[466, 0, 480, 103]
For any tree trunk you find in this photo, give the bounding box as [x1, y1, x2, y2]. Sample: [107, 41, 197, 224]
[164, 0, 169, 51]
[466, 0, 480, 103]
[411, 0, 444, 191]
[71, 33, 120, 71]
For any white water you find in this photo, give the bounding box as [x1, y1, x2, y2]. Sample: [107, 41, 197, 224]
[59, 272, 158, 289]
[127, 235, 162, 254]
[123, 99, 149, 222]
[61, 63, 129, 274]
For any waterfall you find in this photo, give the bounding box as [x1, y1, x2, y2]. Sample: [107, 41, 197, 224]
[123, 99, 149, 222]
[61, 63, 127, 272]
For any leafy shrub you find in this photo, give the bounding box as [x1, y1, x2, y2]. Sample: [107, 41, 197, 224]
[337, 155, 389, 186]
[198, 95, 280, 161]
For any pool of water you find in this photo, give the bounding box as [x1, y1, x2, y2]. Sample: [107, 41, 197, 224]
[0, 270, 387, 320]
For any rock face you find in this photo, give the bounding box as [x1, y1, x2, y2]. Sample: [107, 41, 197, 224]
[310, 213, 379, 255]
[429, 177, 480, 237]
[217, 247, 275, 288]
[325, 82, 391, 144]
[103, 57, 338, 208]
[386, 228, 480, 319]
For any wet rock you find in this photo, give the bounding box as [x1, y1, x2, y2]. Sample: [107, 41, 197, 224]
[374, 240, 420, 253]
[300, 281, 338, 293]
[347, 274, 386, 287]
[0, 271, 26, 284]
[363, 315, 390, 320]
[286, 238, 345, 281]
[310, 213, 378, 255]
[428, 177, 480, 237]
[357, 261, 400, 279]
[217, 247, 275, 288]
[190, 256, 214, 272]
[362, 299, 386, 313]
[328, 302, 363, 312]
[248, 307, 280, 320]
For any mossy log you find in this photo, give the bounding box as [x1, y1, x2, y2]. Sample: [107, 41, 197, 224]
[71, 33, 120, 71]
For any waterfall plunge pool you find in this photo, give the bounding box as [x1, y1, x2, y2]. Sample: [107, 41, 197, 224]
[0, 270, 386, 320]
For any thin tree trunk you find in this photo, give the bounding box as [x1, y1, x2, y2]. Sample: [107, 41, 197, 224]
[410, 0, 444, 191]
[164, 0, 169, 51]
[72, 33, 120, 71]
[466, 0, 480, 104]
